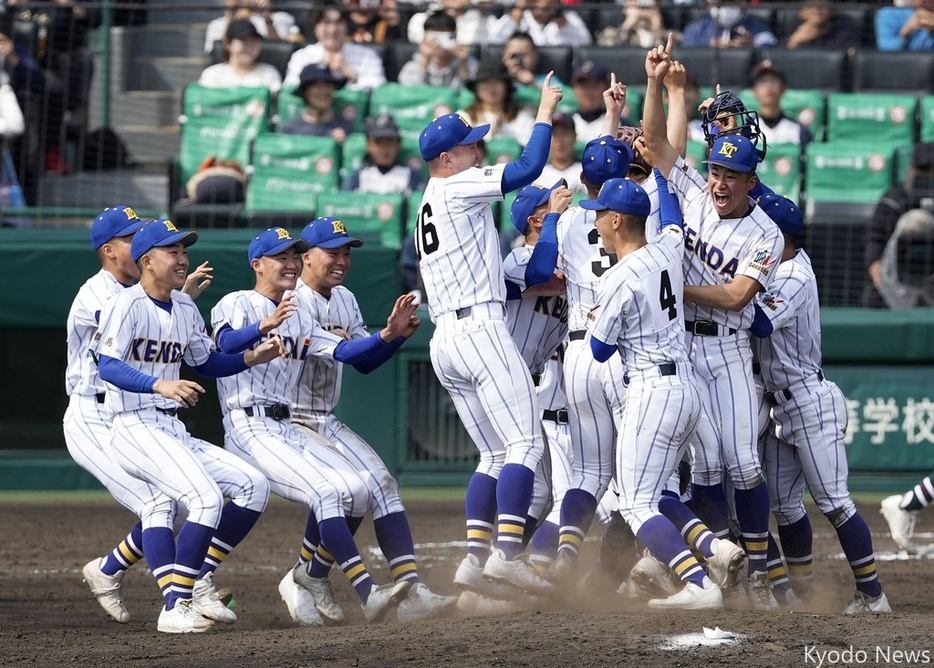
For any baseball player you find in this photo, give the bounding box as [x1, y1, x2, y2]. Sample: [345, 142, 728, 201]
[210, 226, 417, 625]
[415, 75, 562, 595]
[585, 176, 722, 609]
[65, 206, 212, 624]
[642, 36, 784, 607]
[881, 479, 933, 555]
[751, 194, 891, 614]
[93, 219, 282, 633]
[285, 217, 457, 623]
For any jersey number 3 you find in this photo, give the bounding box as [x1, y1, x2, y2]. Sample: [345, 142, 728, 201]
[659, 269, 677, 321]
[415, 202, 439, 259]
[587, 228, 617, 277]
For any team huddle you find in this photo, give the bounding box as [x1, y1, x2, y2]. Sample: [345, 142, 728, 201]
[65, 37, 890, 634]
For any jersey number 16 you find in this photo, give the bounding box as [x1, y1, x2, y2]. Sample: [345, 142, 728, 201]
[414, 202, 439, 259]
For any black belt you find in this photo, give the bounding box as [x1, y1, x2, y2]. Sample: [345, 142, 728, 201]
[542, 409, 569, 424]
[245, 404, 292, 421]
[531, 373, 542, 387]
[455, 306, 471, 319]
[156, 407, 178, 417]
[623, 362, 677, 385]
[569, 330, 587, 341]
[752, 362, 761, 375]
[765, 370, 824, 406]
[686, 320, 737, 337]
[95, 393, 105, 404]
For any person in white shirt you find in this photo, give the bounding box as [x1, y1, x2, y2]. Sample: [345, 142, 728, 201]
[489, 0, 593, 47]
[408, 0, 497, 46]
[397, 10, 479, 89]
[458, 61, 536, 146]
[538, 113, 584, 194]
[748, 61, 812, 146]
[203, 0, 301, 55]
[284, 3, 386, 91]
[199, 19, 283, 93]
[571, 60, 614, 142]
[341, 114, 423, 194]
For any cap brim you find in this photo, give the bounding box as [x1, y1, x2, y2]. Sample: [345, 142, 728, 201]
[159, 230, 199, 248]
[262, 238, 310, 258]
[314, 237, 364, 249]
[702, 158, 753, 173]
[112, 218, 149, 239]
[578, 199, 608, 211]
[458, 124, 490, 147]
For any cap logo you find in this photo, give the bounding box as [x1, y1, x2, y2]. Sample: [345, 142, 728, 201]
[331, 220, 347, 235]
[122, 207, 139, 220]
[164, 220, 178, 232]
[275, 228, 291, 240]
[456, 114, 469, 127]
[718, 141, 739, 159]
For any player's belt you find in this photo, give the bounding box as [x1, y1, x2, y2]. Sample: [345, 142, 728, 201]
[623, 362, 678, 385]
[569, 330, 587, 341]
[244, 404, 292, 421]
[685, 320, 737, 337]
[765, 370, 825, 406]
[155, 407, 178, 417]
[752, 362, 761, 376]
[542, 409, 569, 424]
[95, 393, 105, 404]
[453, 303, 505, 320]
[531, 373, 542, 386]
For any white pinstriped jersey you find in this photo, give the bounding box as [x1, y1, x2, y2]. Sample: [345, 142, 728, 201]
[589, 227, 690, 371]
[640, 173, 662, 242]
[291, 279, 368, 414]
[503, 245, 569, 374]
[751, 250, 822, 392]
[537, 345, 567, 411]
[415, 163, 507, 321]
[93, 285, 212, 414]
[211, 289, 344, 413]
[666, 157, 784, 329]
[66, 269, 127, 396]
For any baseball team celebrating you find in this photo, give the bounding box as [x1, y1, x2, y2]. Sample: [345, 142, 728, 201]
[65, 36, 893, 634]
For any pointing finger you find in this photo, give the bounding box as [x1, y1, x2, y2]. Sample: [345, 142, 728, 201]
[665, 32, 675, 55]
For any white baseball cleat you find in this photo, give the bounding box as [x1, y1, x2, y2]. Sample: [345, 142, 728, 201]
[843, 590, 892, 614]
[456, 590, 542, 616]
[397, 582, 459, 622]
[481, 549, 554, 593]
[292, 565, 345, 624]
[362, 581, 412, 623]
[81, 558, 130, 623]
[747, 571, 780, 610]
[192, 572, 237, 624]
[157, 600, 215, 634]
[629, 552, 681, 598]
[453, 553, 522, 599]
[706, 539, 748, 588]
[880, 495, 919, 555]
[278, 570, 325, 627]
[544, 553, 576, 583]
[648, 582, 723, 610]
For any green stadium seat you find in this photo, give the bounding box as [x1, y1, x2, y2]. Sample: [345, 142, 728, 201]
[369, 84, 459, 141]
[921, 96, 934, 143]
[485, 137, 521, 164]
[179, 84, 271, 188]
[684, 139, 709, 172]
[275, 86, 368, 133]
[246, 133, 340, 216]
[756, 143, 803, 203]
[314, 191, 407, 249]
[826, 93, 917, 148]
[341, 132, 368, 182]
[406, 190, 423, 235]
[740, 88, 826, 142]
[804, 142, 896, 223]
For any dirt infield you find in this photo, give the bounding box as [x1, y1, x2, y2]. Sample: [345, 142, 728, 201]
[1, 494, 932, 668]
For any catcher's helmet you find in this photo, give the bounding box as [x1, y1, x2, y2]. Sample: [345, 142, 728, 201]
[701, 90, 768, 162]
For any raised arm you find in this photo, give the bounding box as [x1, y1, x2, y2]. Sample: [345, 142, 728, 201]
[599, 73, 627, 140]
[642, 34, 680, 178]
[502, 72, 562, 192]
[662, 60, 689, 159]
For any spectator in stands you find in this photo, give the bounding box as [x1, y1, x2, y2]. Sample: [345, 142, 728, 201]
[203, 0, 302, 54]
[279, 63, 353, 142]
[285, 3, 386, 91]
[538, 113, 584, 194]
[341, 113, 423, 194]
[397, 11, 478, 88]
[199, 19, 283, 92]
[597, 0, 668, 49]
[343, 0, 403, 44]
[748, 61, 811, 146]
[864, 142, 934, 308]
[682, 0, 777, 49]
[407, 0, 496, 47]
[488, 0, 593, 47]
[457, 60, 536, 144]
[501, 31, 562, 88]
[571, 60, 618, 141]
[0, 68, 24, 141]
[876, 0, 934, 52]
[783, 0, 861, 50]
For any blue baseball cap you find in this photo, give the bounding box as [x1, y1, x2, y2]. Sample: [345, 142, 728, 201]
[248, 227, 309, 264]
[579, 178, 651, 218]
[704, 135, 758, 173]
[90, 205, 148, 250]
[510, 179, 566, 234]
[419, 113, 490, 161]
[300, 217, 364, 249]
[582, 136, 634, 187]
[758, 193, 803, 237]
[131, 219, 198, 263]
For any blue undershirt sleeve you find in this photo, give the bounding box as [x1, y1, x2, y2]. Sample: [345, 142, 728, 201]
[501, 123, 552, 193]
[352, 336, 406, 374]
[590, 336, 617, 363]
[190, 351, 249, 377]
[98, 355, 159, 393]
[654, 168, 684, 231]
[214, 322, 263, 354]
[524, 212, 559, 286]
[334, 331, 392, 365]
[749, 303, 774, 338]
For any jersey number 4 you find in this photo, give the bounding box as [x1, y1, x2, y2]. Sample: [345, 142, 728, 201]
[414, 202, 439, 259]
[659, 269, 677, 321]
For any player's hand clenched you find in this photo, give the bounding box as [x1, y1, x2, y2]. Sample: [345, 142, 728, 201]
[181, 261, 214, 299]
[548, 185, 573, 216]
[153, 379, 205, 408]
[259, 294, 297, 334]
[246, 335, 285, 366]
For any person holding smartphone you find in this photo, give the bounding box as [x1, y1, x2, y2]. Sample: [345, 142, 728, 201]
[398, 11, 478, 89]
[489, 0, 592, 47]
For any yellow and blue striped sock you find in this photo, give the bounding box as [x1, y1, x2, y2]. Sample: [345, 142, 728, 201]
[375, 512, 420, 584]
[101, 522, 144, 576]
